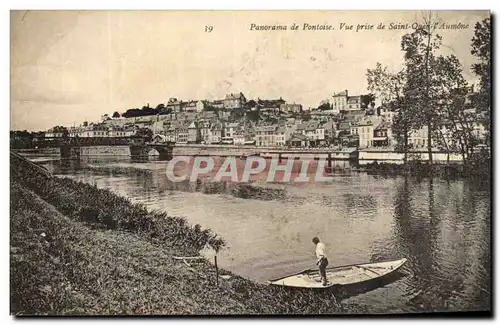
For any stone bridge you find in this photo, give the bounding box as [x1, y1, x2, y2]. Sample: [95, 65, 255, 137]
[129, 143, 174, 160]
[58, 136, 175, 160]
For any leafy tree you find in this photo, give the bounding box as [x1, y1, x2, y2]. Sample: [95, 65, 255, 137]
[431, 55, 479, 165]
[136, 128, 153, 142]
[122, 106, 160, 118]
[366, 63, 410, 163]
[318, 102, 331, 111]
[112, 111, 121, 118]
[300, 111, 311, 122]
[367, 63, 405, 106]
[52, 126, 69, 136]
[401, 13, 444, 166]
[158, 107, 172, 115]
[246, 109, 260, 123]
[360, 94, 375, 108]
[470, 17, 491, 146]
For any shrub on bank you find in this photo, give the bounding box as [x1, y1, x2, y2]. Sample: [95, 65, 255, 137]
[11, 153, 225, 255]
[362, 158, 491, 180]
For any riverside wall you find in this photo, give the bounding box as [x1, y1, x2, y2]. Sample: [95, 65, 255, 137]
[172, 144, 354, 160]
[14, 148, 60, 156]
[15, 144, 466, 165]
[358, 150, 464, 165]
[79, 146, 131, 156]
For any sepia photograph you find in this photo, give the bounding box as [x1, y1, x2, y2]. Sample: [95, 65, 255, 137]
[9, 9, 491, 316]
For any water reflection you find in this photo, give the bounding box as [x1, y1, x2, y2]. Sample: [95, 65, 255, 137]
[392, 177, 490, 312]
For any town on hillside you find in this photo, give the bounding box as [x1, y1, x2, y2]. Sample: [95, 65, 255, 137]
[41, 87, 488, 152]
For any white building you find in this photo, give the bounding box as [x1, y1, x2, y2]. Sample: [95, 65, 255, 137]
[223, 92, 246, 109]
[347, 96, 362, 111]
[255, 125, 278, 147]
[183, 100, 206, 113]
[408, 126, 430, 149]
[233, 132, 245, 145]
[377, 106, 396, 123]
[210, 123, 223, 144]
[280, 103, 302, 113]
[224, 122, 240, 140]
[68, 124, 136, 138]
[45, 128, 65, 138]
[358, 120, 375, 149]
[328, 90, 348, 114]
[275, 126, 287, 146]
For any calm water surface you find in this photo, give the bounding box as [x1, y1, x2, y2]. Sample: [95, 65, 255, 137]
[38, 156, 491, 313]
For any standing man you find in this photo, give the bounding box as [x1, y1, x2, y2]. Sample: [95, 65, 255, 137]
[312, 237, 329, 286]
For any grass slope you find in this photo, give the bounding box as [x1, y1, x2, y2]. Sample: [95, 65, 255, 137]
[10, 153, 357, 315]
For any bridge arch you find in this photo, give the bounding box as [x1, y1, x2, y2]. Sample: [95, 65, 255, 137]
[148, 148, 160, 156]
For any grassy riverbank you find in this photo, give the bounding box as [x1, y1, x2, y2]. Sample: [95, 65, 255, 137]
[357, 155, 491, 181]
[10, 152, 355, 315]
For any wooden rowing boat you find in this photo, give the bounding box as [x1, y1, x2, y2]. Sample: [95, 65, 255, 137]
[268, 258, 407, 289]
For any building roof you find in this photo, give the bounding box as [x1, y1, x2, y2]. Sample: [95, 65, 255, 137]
[255, 125, 277, 132]
[305, 121, 320, 131]
[225, 92, 246, 100]
[225, 122, 240, 128]
[344, 109, 365, 116]
[276, 126, 287, 133]
[375, 120, 391, 130]
[296, 123, 307, 131]
[280, 103, 302, 108]
[256, 98, 286, 108]
[167, 98, 181, 105]
[179, 119, 192, 127]
[183, 101, 199, 107]
[359, 115, 383, 126]
[357, 120, 373, 126]
[332, 90, 348, 97]
[211, 123, 223, 131]
[289, 133, 309, 142]
[201, 111, 217, 117]
[347, 96, 361, 104]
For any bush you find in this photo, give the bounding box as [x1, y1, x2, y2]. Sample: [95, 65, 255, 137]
[10, 153, 225, 254]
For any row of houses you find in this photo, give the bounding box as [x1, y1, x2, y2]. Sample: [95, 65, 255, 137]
[152, 118, 336, 147]
[48, 124, 138, 138]
[154, 119, 254, 145]
[47, 111, 487, 151]
[337, 115, 487, 150]
[165, 93, 304, 114]
[165, 92, 247, 113]
[319, 89, 374, 115]
[46, 86, 487, 150]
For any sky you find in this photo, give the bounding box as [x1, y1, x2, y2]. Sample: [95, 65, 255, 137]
[10, 10, 489, 131]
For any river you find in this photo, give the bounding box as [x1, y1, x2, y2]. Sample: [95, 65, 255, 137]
[33, 155, 491, 314]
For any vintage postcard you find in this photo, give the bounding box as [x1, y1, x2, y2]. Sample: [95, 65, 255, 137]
[10, 10, 491, 316]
